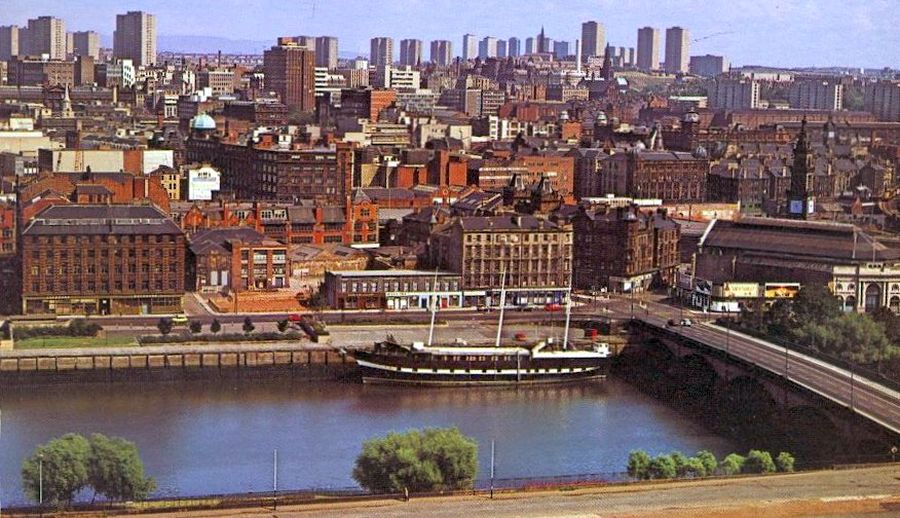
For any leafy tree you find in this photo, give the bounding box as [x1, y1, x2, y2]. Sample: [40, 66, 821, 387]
[156, 318, 172, 336]
[22, 434, 91, 505]
[669, 451, 688, 476]
[765, 299, 795, 336]
[720, 453, 745, 476]
[647, 454, 677, 480]
[681, 456, 708, 478]
[276, 319, 289, 333]
[742, 450, 776, 474]
[775, 451, 795, 473]
[828, 313, 894, 364]
[792, 284, 841, 326]
[352, 427, 478, 493]
[627, 450, 652, 480]
[87, 434, 155, 502]
[189, 320, 202, 334]
[210, 318, 222, 334]
[695, 450, 718, 476]
[870, 307, 900, 345]
[242, 317, 255, 335]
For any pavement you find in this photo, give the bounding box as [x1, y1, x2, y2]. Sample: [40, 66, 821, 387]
[133, 465, 900, 518]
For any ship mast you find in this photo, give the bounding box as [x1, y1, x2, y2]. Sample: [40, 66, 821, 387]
[494, 266, 507, 348]
[427, 269, 439, 347]
[562, 268, 573, 350]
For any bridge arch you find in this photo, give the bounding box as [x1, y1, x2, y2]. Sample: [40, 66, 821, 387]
[671, 354, 721, 415]
[713, 376, 783, 449]
[783, 405, 843, 465]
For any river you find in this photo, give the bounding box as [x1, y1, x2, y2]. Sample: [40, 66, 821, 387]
[0, 377, 733, 505]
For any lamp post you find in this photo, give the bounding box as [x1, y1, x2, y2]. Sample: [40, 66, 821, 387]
[39, 452, 44, 516]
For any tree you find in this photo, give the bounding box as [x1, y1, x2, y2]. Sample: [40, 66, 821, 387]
[775, 451, 795, 473]
[647, 454, 677, 480]
[720, 453, 745, 476]
[276, 319, 289, 333]
[156, 318, 172, 336]
[669, 451, 688, 476]
[22, 434, 91, 506]
[189, 320, 202, 334]
[210, 318, 222, 334]
[352, 427, 478, 493]
[870, 307, 900, 345]
[627, 450, 652, 480]
[242, 317, 255, 335]
[695, 450, 718, 476]
[792, 284, 841, 326]
[742, 450, 776, 474]
[87, 434, 155, 502]
[765, 299, 795, 336]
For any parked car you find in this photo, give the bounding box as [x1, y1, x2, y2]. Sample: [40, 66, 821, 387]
[287, 313, 303, 323]
[667, 319, 677, 327]
[680, 318, 693, 327]
[544, 303, 562, 312]
[171, 314, 188, 325]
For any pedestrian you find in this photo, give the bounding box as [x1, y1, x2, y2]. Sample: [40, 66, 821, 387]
[404, 486, 409, 502]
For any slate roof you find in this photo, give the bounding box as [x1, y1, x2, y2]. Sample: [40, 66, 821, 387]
[23, 204, 181, 236]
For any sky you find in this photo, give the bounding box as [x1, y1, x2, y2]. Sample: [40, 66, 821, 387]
[1, 0, 898, 68]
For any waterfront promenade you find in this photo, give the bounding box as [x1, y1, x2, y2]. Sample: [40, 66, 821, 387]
[131, 465, 900, 518]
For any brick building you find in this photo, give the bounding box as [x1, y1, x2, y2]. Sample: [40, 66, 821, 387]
[20, 204, 186, 315]
[263, 41, 316, 113]
[339, 88, 397, 122]
[572, 204, 680, 292]
[428, 215, 572, 307]
[323, 269, 462, 310]
[605, 150, 708, 203]
[187, 227, 290, 293]
[185, 137, 355, 204]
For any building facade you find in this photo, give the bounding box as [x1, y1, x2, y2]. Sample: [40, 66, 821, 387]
[430, 40, 452, 66]
[789, 80, 843, 110]
[324, 269, 462, 310]
[399, 39, 423, 66]
[188, 227, 290, 293]
[636, 27, 660, 71]
[664, 27, 689, 74]
[370, 37, 394, 66]
[114, 11, 156, 66]
[315, 36, 338, 69]
[264, 41, 316, 112]
[428, 215, 572, 307]
[689, 54, 728, 77]
[21, 205, 185, 315]
[710, 78, 760, 109]
[581, 21, 605, 61]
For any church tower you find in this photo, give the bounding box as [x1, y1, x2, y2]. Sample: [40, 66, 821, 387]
[602, 45, 614, 81]
[787, 118, 815, 219]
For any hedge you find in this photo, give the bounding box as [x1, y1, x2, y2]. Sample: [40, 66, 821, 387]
[15, 320, 103, 340]
[137, 331, 305, 345]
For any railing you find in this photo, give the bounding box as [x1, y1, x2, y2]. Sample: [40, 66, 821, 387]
[713, 320, 900, 394]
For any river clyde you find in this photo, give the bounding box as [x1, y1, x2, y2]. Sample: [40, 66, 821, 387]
[0, 377, 733, 505]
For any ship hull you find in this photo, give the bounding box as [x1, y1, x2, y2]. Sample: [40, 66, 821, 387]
[353, 352, 610, 386]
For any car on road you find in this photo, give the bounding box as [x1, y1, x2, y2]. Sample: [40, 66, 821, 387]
[544, 303, 562, 312]
[667, 319, 677, 327]
[288, 313, 303, 323]
[680, 319, 693, 327]
[171, 314, 188, 325]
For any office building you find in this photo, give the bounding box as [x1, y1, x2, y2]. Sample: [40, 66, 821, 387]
[263, 40, 316, 112]
[581, 21, 605, 61]
[315, 36, 338, 69]
[399, 38, 423, 66]
[636, 27, 660, 70]
[462, 34, 477, 61]
[0, 26, 19, 61]
[478, 37, 498, 59]
[689, 54, 728, 77]
[710, 78, 760, 109]
[788, 80, 843, 110]
[370, 37, 393, 66]
[430, 40, 452, 66]
[664, 26, 689, 74]
[24, 16, 66, 59]
[864, 80, 900, 121]
[553, 41, 570, 59]
[507, 37, 521, 57]
[71, 31, 100, 59]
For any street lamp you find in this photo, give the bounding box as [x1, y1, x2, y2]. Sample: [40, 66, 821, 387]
[39, 452, 44, 512]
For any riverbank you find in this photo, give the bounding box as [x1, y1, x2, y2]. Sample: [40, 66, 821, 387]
[4, 464, 898, 517]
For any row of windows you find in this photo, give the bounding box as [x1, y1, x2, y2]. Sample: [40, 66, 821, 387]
[30, 280, 180, 293]
[29, 235, 179, 245]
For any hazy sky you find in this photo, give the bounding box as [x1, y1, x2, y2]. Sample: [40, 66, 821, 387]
[2, 0, 898, 68]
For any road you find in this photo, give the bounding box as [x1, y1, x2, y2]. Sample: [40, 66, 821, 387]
[606, 295, 900, 436]
[134, 465, 900, 518]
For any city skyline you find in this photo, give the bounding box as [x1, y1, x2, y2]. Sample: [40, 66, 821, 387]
[0, 0, 897, 69]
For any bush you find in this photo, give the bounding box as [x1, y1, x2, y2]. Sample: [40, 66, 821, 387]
[189, 321, 202, 334]
[775, 451, 795, 473]
[681, 456, 707, 478]
[352, 427, 478, 493]
[627, 450, 652, 480]
[720, 453, 745, 475]
[742, 450, 776, 474]
[16, 320, 103, 340]
[647, 454, 677, 480]
[138, 332, 304, 345]
[695, 450, 718, 476]
[669, 451, 688, 476]
[157, 318, 172, 336]
[210, 319, 221, 334]
[276, 319, 289, 333]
